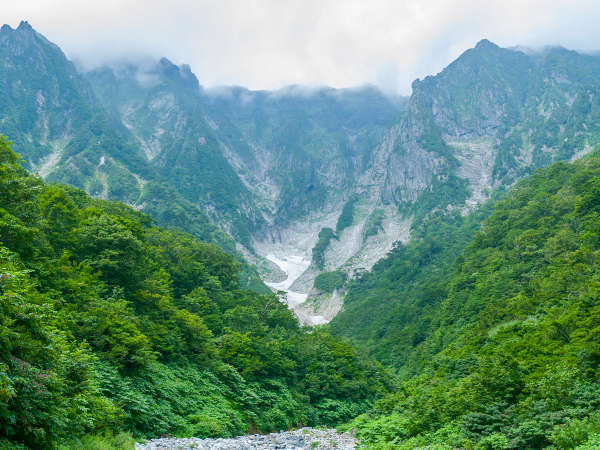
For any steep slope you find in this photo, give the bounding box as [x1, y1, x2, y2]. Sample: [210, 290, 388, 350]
[85, 60, 408, 321]
[238, 41, 600, 321]
[336, 147, 600, 448]
[0, 22, 266, 290]
[0, 21, 151, 203]
[199, 85, 408, 321]
[0, 137, 390, 448]
[86, 60, 264, 247]
[331, 41, 600, 338]
[329, 204, 494, 368]
[199, 85, 405, 225]
[280, 41, 600, 321]
[381, 39, 600, 218]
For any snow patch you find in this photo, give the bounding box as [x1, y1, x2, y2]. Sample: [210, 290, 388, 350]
[254, 202, 411, 324]
[264, 254, 310, 309]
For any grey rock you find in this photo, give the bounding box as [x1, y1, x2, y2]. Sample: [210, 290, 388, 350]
[135, 428, 358, 450]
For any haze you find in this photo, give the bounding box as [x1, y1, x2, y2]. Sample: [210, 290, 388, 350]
[2, 0, 600, 94]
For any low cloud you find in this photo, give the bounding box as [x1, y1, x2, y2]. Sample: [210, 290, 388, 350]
[2, 0, 600, 94]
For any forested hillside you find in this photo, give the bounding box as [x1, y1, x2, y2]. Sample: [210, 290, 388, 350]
[0, 21, 269, 291]
[0, 137, 390, 448]
[332, 146, 600, 448]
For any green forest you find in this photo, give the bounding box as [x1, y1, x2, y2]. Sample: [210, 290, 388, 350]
[331, 146, 600, 448]
[0, 137, 390, 448]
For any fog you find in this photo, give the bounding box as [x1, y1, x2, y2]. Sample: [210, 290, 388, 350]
[2, 0, 600, 94]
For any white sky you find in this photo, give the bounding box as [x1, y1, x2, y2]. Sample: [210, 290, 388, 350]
[2, 0, 600, 94]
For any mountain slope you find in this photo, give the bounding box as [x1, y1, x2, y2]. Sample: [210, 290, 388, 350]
[198, 85, 405, 225]
[83, 58, 409, 321]
[0, 137, 390, 448]
[0, 21, 151, 201]
[3, 23, 600, 324]
[334, 146, 600, 448]
[0, 22, 267, 290]
[86, 60, 265, 247]
[373, 40, 600, 221]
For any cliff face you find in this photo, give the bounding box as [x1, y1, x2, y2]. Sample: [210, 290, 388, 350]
[86, 60, 265, 246]
[377, 39, 600, 213]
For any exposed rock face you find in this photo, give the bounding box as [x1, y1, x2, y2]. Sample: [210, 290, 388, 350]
[270, 41, 600, 322]
[0, 21, 152, 207]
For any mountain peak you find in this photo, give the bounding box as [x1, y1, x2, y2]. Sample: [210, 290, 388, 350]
[475, 38, 499, 50]
[159, 57, 176, 68]
[17, 20, 34, 33]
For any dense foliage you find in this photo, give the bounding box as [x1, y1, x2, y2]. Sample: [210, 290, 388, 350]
[312, 228, 337, 270]
[362, 209, 385, 242]
[313, 271, 347, 293]
[5, 21, 600, 449]
[334, 148, 600, 447]
[336, 195, 359, 234]
[0, 137, 390, 448]
[330, 202, 496, 370]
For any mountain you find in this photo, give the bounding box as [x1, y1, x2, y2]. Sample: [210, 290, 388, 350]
[0, 21, 408, 321]
[85, 59, 407, 321]
[3, 19, 600, 450]
[376, 39, 600, 218]
[333, 147, 600, 448]
[83, 38, 600, 325]
[329, 40, 600, 360]
[85, 59, 265, 247]
[0, 21, 150, 200]
[3, 22, 600, 324]
[0, 22, 268, 290]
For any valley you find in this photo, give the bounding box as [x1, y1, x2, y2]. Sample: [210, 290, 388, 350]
[2, 18, 600, 449]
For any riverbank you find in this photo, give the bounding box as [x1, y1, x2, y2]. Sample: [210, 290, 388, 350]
[135, 428, 358, 449]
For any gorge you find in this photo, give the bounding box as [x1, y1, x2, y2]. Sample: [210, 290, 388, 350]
[2, 19, 600, 449]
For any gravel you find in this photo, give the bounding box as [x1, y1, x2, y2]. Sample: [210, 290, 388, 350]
[135, 428, 358, 449]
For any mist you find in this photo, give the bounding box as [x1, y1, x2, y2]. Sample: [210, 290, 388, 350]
[2, 0, 600, 94]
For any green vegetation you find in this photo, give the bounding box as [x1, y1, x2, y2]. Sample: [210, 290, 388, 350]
[334, 147, 600, 447]
[6, 24, 600, 449]
[57, 432, 136, 450]
[312, 228, 337, 270]
[401, 171, 471, 229]
[362, 209, 384, 242]
[0, 137, 390, 448]
[331, 205, 493, 369]
[336, 195, 359, 234]
[199, 86, 403, 225]
[411, 40, 600, 186]
[314, 271, 347, 293]
[0, 23, 266, 292]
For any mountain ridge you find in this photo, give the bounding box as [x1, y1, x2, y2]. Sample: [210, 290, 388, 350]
[2, 22, 600, 322]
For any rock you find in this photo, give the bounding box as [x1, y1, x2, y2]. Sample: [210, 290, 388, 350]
[135, 427, 358, 450]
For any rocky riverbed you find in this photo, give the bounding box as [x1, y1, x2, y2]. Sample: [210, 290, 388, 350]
[135, 427, 358, 449]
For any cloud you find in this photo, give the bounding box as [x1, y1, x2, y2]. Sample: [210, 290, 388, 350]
[2, 0, 600, 94]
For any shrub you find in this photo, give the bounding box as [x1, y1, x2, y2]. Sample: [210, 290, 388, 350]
[314, 271, 347, 293]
